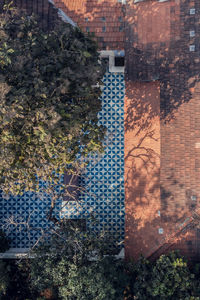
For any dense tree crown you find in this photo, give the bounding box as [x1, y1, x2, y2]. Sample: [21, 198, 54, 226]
[0, 224, 200, 300]
[0, 9, 105, 195]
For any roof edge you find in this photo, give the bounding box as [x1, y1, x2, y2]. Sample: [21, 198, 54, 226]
[48, 0, 77, 27]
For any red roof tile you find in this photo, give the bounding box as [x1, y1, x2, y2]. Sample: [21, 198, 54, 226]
[54, 0, 125, 50]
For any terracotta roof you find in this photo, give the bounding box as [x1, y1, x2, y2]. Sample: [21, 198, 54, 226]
[125, 0, 200, 261]
[54, 0, 125, 50]
[125, 0, 173, 81]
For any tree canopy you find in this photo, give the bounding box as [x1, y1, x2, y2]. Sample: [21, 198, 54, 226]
[0, 9, 105, 195]
[26, 233, 200, 300]
[129, 252, 199, 300]
[0, 260, 10, 299]
[29, 224, 128, 300]
[1, 241, 200, 300]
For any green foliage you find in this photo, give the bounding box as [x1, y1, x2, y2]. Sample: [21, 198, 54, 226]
[2, 249, 200, 299]
[58, 257, 127, 300]
[29, 226, 128, 300]
[150, 252, 194, 299]
[131, 251, 198, 300]
[0, 260, 10, 298]
[0, 259, 39, 300]
[0, 9, 105, 195]
[0, 230, 10, 252]
[30, 254, 127, 300]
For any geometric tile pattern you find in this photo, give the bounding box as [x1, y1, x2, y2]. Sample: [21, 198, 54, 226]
[0, 71, 125, 248]
[62, 72, 125, 244]
[0, 191, 55, 248]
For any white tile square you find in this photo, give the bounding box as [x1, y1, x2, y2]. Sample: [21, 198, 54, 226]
[189, 45, 195, 52]
[190, 30, 195, 37]
[190, 8, 195, 15]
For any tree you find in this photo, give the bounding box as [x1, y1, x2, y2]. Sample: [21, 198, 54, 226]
[0, 8, 105, 198]
[149, 252, 194, 299]
[131, 252, 197, 300]
[29, 223, 128, 300]
[30, 254, 127, 300]
[0, 260, 10, 299]
[58, 257, 127, 300]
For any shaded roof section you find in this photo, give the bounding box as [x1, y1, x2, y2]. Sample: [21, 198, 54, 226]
[0, 0, 59, 30]
[54, 0, 125, 50]
[125, 0, 200, 83]
[125, 0, 200, 118]
[125, 0, 173, 81]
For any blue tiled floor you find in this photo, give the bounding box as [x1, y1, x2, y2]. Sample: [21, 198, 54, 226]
[0, 192, 53, 248]
[62, 72, 125, 242]
[0, 72, 125, 248]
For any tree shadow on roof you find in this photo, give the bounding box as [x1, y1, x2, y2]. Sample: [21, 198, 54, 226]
[125, 0, 200, 124]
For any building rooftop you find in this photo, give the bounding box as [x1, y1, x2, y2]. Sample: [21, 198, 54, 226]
[125, 0, 200, 261]
[54, 0, 125, 49]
